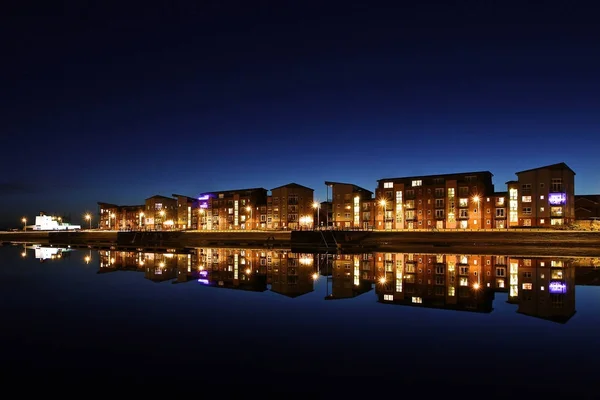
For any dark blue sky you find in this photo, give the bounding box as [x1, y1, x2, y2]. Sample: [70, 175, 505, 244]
[1, 0, 598, 227]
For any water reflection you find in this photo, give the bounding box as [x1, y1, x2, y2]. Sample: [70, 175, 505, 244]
[17, 244, 599, 324]
[24, 243, 73, 262]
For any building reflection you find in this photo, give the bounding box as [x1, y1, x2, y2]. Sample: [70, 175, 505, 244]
[373, 252, 496, 312]
[25, 244, 72, 262]
[325, 253, 374, 300]
[270, 252, 315, 298]
[507, 257, 576, 323]
[88, 246, 591, 323]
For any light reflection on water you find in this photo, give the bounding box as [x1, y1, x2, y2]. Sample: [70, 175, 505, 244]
[2, 243, 600, 394]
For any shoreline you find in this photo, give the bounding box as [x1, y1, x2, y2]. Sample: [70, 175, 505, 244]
[1, 229, 599, 256]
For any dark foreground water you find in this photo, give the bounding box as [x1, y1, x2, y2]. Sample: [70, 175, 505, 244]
[1, 243, 599, 397]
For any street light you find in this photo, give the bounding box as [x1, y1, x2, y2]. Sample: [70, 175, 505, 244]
[246, 206, 252, 230]
[22, 217, 27, 231]
[312, 201, 320, 230]
[379, 199, 387, 230]
[85, 213, 91, 230]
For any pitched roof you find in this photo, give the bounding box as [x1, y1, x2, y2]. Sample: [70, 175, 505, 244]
[271, 182, 314, 191]
[172, 193, 197, 201]
[377, 170, 493, 182]
[324, 181, 373, 195]
[515, 162, 575, 175]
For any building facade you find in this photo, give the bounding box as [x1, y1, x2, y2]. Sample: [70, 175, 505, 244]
[269, 183, 314, 230]
[325, 181, 374, 229]
[200, 188, 268, 230]
[144, 195, 177, 230]
[172, 194, 199, 230]
[374, 171, 495, 230]
[575, 195, 600, 220]
[507, 163, 576, 227]
[97, 202, 145, 230]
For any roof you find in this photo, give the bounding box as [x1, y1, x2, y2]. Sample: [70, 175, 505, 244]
[324, 181, 373, 195]
[515, 162, 576, 175]
[172, 193, 197, 201]
[200, 187, 267, 196]
[271, 182, 314, 191]
[145, 194, 176, 201]
[575, 195, 600, 204]
[377, 170, 493, 182]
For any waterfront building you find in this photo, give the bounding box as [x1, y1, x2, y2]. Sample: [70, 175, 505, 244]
[325, 181, 374, 229]
[172, 193, 199, 230]
[269, 183, 314, 230]
[144, 195, 177, 230]
[486, 191, 508, 229]
[506, 162, 575, 227]
[198, 188, 268, 230]
[97, 202, 144, 230]
[574, 194, 600, 220]
[374, 171, 495, 230]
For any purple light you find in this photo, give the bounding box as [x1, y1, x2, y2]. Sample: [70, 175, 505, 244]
[197, 279, 210, 285]
[198, 195, 210, 201]
[199, 270, 208, 277]
[548, 281, 567, 294]
[548, 193, 566, 205]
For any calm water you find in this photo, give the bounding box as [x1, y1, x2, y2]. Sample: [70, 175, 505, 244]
[2, 243, 600, 396]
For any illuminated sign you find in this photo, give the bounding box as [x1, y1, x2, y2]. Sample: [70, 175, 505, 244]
[200, 204, 208, 209]
[197, 279, 210, 285]
[199, 270, 208, 277]
[548, 193, 566, 205]
[548, 281, 567, 294]
[198, 195, 210, 201]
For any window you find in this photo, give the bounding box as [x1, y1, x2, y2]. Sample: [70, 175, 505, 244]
[540, 207, 545, 212]
[540, 219, 545, 224]
[435, 198, 444, 208]
[459, 198, 468, 207]
[412, 180, 422, 187]
[522, 207, 532, 215]
[496, 208, 505, 218]
[435, 209, 444, 218]
[459, 277, 468, 286]
[522, 283, 533, 290]
[435, 188, 444, 197]
[383, 182, 393, 188]
[551, 178, 563, 192]
[540, 195, 545, 200]
[522, 196, 532, 203]
[383, 294, 393, 301]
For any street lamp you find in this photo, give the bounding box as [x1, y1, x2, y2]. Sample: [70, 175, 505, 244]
[22, 217, 27, 231]
[85, 213, 91, 230]
[312, 201, 320, 230]
[379, 199, 387, 230]
[246, 206, 252, 230]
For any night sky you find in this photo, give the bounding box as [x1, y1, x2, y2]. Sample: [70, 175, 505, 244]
[1, 1, 598, 228]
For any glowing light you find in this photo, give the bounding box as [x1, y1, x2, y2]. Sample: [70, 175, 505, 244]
[312, 273, 318, 280]
[473, 283, 480, 290]
[379, 276, 386, 284]
[197, 279, 210, 285]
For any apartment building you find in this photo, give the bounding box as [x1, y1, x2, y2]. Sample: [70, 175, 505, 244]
[575, 195, 600, 220]
[269, 183, 314, 230]
[172, 194, 199, 230]
[97, 202, 144, 230]
[506, 162, 575, 227]
[325, 181, 374, 229]
[270, 252, 315, 298]
[199, 188, 268, 230]
[325, 253, 374, 299]
[374, 171, 495, 230]
[144, 195, 177, 230]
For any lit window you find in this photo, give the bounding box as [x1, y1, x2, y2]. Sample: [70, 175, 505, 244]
[383, 182, 393, 188]
[522, 196, 532, 202]
[522, 283, 532, 290]
[412, 180, 422, 187]
[540, 195, 545, 200]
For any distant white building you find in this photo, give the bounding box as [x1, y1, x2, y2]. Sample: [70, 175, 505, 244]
[33, 213, 81, 231]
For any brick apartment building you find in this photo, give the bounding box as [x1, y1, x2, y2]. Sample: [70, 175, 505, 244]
[374, 171, 495, 230]
[199, 188, 268, 230]
[325, 181, 374, 229]
[506, 162, 576, 227]
[268, 183, 314, 230]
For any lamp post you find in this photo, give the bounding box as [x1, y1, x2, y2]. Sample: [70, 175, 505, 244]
[312, 201, 320, 230]
[379, 199, 387, 230]
[85, 214, 91, 230]
[246, 206, 252, 230]
[22, 217, 27, 231]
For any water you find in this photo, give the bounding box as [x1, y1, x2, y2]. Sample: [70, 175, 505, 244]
[1, 243, 599, 396]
